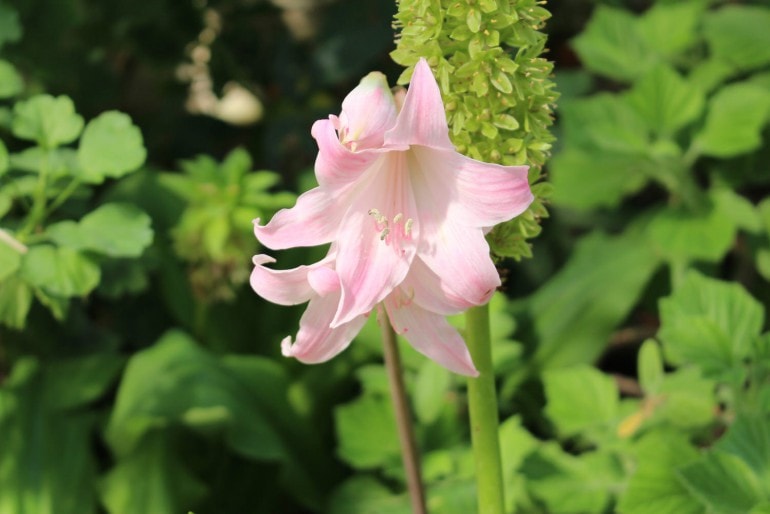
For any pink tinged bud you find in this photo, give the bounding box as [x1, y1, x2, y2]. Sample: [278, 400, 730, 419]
[250, 58, 534, 376]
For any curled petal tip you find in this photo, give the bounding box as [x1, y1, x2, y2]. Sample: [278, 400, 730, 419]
[281, 336, 295, 357]
[251, 254, 276, 266]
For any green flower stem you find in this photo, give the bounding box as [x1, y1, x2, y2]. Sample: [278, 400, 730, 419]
[380, 310, 428, 514]
[18, 149, 52, 240]
[465, 303, 506, 514]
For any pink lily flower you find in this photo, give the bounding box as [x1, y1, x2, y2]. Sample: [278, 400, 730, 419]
[251, 58, 533, 376]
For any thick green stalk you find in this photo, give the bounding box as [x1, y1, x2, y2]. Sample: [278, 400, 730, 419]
[380, 311, 428, 514]
[465, 303, 505, 514]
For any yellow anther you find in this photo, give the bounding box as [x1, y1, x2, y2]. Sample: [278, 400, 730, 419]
[380, 228, 390, 241]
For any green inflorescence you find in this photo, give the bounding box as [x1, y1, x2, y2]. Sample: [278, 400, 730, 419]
[392, 0, 557, 261]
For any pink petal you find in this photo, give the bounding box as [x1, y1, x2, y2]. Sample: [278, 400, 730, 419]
[250, 254, 333, 306]
[417, 220, 501, 309]
[282, 291, 368, 363]
[254, 187, 343, 250]
[332, 154, 419, 327]
[311, 119, 384, 188]
[338, 72, 398, 150]
[385, 295, 478, 376]
[307, 266, 340, 297]
[411, 147, 534, 228]
[400, 258, 477, 315]
[385, 58, 454, 150]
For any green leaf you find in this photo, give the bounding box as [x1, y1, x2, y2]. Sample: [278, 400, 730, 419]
[77, 111, 146, 183]
[0, 139, 7, 176]
[654, 367, 716, 430]
[659, 271, 764, 376]
[638, 339, 664, 395]
[703, 6, 770, 72]
[99, 432, 207, 514]
[543, 366, 619, 440]
[0, 236, 21, 281]
[0, 274, 32, 329]
[0, 358, 101, 514]
[618, 430, 703, 514]
[695, 83, 770, 158]
[413, 359, 451, 424]
[12, 95, 84, 149]
[678, 451, 765, 514]
[526, 445, 624, 514]
[106, 330, 289, 461]
[718, 414, 770, 492]
[46, 203, 153, 258]
[0, 2, 21, 49]
[44, 353, 125, 411]
[625, 65, 704, 136]
[637, 2, 702, 59]
[334, 392, 399, 469]
[21, 245, 100, 297]
[328, 476, 410, 514]
[0, 59, 22, 98]
[571, 6, 657, 82]
[530, 230, 661, 367]
[645, 199, 736, 264]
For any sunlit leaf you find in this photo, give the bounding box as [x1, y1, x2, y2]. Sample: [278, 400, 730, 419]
[77, 111, 146, 183]
[20, 245, 100, 297]
[12, 95, 84, 148]
[678, 452, 765, 514]
[0, 59, 22, 98]
[703, 6, 770, 72]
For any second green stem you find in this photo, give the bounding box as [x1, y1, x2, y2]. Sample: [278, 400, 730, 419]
[465, 303, 506, 514]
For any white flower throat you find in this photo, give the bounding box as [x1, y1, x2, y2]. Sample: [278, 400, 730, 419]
[368, 208, 414, 244]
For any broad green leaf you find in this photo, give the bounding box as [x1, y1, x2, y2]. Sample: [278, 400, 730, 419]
[20, 245, 100, 297]
[0, 236, 21, 281]
[560, 93, 650, 153]
[0, 274, 32, 329]
[0, 358, 100, 514]
[328, 476, 410, 514]
[77, 111, 146, 183]
[712, 188, 762, 234]
[543, 366, 619, 440]
[571, 6, 657, 82]
[550, 149, 650, 210]
[695, 83, 770, 158]
[626, 65, 704, 136]
[659, 271, 764, 376]
[645, 199, 736, 264]
[638, 2, 702, 59]
[9, 147, 80, 179]
[334, 392, 399, 469]
[413, 359, 451, 424]
[46, 203, 153, 258]
[751, 504, 770, 514]
[678, 451, 764, 514]
[618, 430, 703, 514]
[499, 416, 540, 473]
[99, 432, 207, 514]
[97, 258, 149, 297]
[703, 6, 770, 72]
[718, 414, 770, 492]
[530, 230, 661, 367]
[689, 59, 737, 94]
[43, 353, 125, 411]
[106, 330, 288, 461]
[526, 445, 624, 514]
[12, 95, 84, 149]
[654, 367, 716, 430]
[638, 339, 664, 395]
[0, 59, 22, 98]
[0, 2, 21, 49]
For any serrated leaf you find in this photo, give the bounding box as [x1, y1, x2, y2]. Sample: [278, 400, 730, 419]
[20, 245, 100, 297]
[543, 365, 619, 440]
[46, 203, 153, 258]
[334, 392, 399, 469]
[413, 359, 451, 424]
[626, 65, 704, 136]
[718, 414, 770, 489]
[703, 6, 770, 72]
[571, 6, 657, 82]
[695, 83, 770, 158]
[638, 2, 702, 59]
[0, 59, 22, 98]
[12, 95, 84, 149]
[77, 111, 146, 183]
[618, 431, 703, 514]
[659, 271, 764, 376]
[678, 452, 764, 514]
